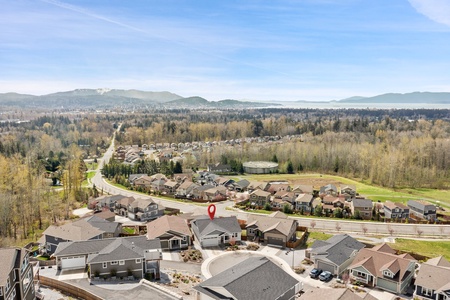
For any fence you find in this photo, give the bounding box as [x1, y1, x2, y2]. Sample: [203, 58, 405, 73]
[38, 275, 104, 300]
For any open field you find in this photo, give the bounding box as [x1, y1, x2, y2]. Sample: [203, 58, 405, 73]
[388, 238, 450, 261]
[235, 173, 450, 207]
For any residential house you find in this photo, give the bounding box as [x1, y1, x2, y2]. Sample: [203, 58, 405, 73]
[246, 212, 297, 247]
[114, 196, 136, 217]
[407, 200, 437, 221]
[384, 202, 410, 220]
[0, 247, 36, 300]
[132, 175, 153, 189]
[173, 173, 193, 183]
[127, 198, 164, 222]
[146, 215, 191, 250]
[207, 163, 231, 173]
[175, 180, 198, 198]
[93, 210, 116, 222]
[267, 183, 291, 195]
[40, 219, 104, 255]
[83, 215, 122, 238]
[90, 194, 127, 211]
[414, 256, 450, 300]
[271, 197, 293, 210]
[294, 193, 314, 213]
[230, 179, 250, 192]
[151, 178, 167, 192]
[292, 184, 314, 196]
[307, 234, 365, 275]
[214, 177, 234, 188]
[249, 189, 271, 207]
[128, 174, 146, 185]
[340, 185, 357, 199]
[203, 186, 228, 201]
[194, 256, 301, 300]
[351, 198, 373, 220]
[162, 180, 179, 194]
[348, 243, 416, 294]
[247, 181, 270, 193]
[319, 184, 338, 197]
[190, 184, 215, 200]
[191, 216, 241, 247]
[53, 236, 162, 280]
[301, 288, 378, 300]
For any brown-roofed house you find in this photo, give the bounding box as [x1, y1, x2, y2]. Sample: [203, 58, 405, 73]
[246, 212, 297, 247]
[348, 243, 416, 294]
[147, 215, 192, 250]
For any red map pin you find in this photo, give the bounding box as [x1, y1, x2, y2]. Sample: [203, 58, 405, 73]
[208, 204, 216, 220]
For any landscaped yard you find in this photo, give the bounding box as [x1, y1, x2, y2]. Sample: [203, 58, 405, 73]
[305, 231, 333, 248]
[388, 238, 450, 261]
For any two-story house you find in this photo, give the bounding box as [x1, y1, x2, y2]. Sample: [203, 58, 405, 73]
[207, 163, 231, 173]
[384, 202, 410, 220]
[127, 198, 164, 222]
[415, 256, 450, 300]
[249, 189, 271, 207]
[407, 200, 437, 221]
[0, 247, 36, 300]
[351, 198, 373, 220]
[294, 193, 314, 213]
[348, 243, 416, 294]
[175, 180, 198, 198]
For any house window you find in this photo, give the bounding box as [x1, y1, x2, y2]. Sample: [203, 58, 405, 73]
[119, 260, 125, 265]
[135, 259, 141, 264]
[111, 261, 118, 265]
[355, 271, 366, 278]
[6, 278, 10, 292]
[182, 236, 187, 241]
[248, 228, 255, 234]
[383, 270, 392, 277]
[0, 286, 2, 296]
[23, 269, 32, 291]
[423, 288, 433, 297]
[103, 262, 107, 268]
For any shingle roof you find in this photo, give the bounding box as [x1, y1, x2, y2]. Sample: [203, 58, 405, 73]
[194, 257, 298, 300]
[384, 201, 409, 210]
[129, 198, 156, 209]
[295, 193, 313, 203]
[301, 288, 378, 300]
[352, 198, 373, 208]
[0, 248, 18, 286]
[43, 219, 105, 241]
[310, 234, 365, 266]
[250, 189, 271, 197]
[415, 256, 450, 292]
[192, 216, 240, 238]
[349, 244, 415, 282]
[84, 215, 121, 233]
[147, 215, 191, 239]
[54, 236, 161, 262]
[246, 213, 296, 237]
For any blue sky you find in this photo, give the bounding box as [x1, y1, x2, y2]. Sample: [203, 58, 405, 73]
[1, 0, 450, 101]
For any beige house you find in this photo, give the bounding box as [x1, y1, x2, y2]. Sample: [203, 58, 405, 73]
[249, 189, 271, 207]
[246, 212, 297, 247]
[147, 215, 191, 250]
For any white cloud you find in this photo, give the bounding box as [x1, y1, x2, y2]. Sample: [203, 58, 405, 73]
[409, 0, 450, 27]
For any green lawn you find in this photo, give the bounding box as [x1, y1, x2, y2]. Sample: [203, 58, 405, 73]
[122, 227, 135, 234]
[388, 238, 450, 261]
[305, 231, 333, 247]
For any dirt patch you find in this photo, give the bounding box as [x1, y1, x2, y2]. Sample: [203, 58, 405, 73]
[290, 177, 342, 187]
[156, 271, 202, 300]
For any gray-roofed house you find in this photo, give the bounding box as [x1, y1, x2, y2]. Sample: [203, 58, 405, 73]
[249, 189, 271, 207]
[53, 236, 162, 280]
[190, 184, 214, 200]
[231, 179, 250, 192]
[407, 200, 437, 221]
[414, 256, 450, 300]
[351, 198, 373, 220]
[175, 180, 198, 198]
[383, 202, 410, 220]
[194, 256, 301, 300]
[0, 247, 36, 300]
[319, 184, 338, 197]
[348, 243, 416, 294]
[191, 216, 241, 248]
[147, 215, 192, 250]
[84, 215, 122, 238]
[246, 212, 298, 247]
[307, 234, 365, 275]
[127, 198, 165, 222]
[207, 163, 231, 173]
[40, 219, 104, 255]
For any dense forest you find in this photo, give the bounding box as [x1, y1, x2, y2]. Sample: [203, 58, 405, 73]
[1, 107, 450, 246]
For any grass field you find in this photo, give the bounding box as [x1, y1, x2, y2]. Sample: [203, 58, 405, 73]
[235, 173, 449, 207]
[305, 231, 333, 247]
[388, 238, 450, 261]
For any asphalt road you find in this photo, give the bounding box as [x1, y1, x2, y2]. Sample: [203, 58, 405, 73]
[90, 129, 450, 237]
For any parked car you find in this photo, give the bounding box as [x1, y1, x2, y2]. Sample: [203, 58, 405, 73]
[319, 271, 333, 282]
[309, 268, 322, 279]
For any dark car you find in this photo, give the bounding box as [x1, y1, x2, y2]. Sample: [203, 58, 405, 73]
[319, 271, 333, 282]
[309, 268, 322, 278]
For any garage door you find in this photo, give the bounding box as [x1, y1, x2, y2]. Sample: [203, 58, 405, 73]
[317, 261, 335, 274]
[267, 237, 284, 247]
[61, 256, 86, 270]
[202, 236, 219, 247]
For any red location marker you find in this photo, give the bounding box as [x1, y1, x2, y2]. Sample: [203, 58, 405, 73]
[208, 204, 216, 220]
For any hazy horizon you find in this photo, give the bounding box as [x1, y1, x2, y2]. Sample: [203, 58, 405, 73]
[2, 0, 450, 101]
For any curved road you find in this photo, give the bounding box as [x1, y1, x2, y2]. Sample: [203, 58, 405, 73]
[91, 130, 450, 237]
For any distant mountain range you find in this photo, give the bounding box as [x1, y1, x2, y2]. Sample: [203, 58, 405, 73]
[0, 89, 280, 109]
[0, 89, 449, 110]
